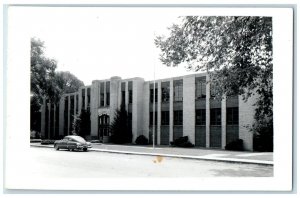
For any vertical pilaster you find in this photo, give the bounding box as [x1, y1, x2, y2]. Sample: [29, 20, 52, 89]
[183, 75, 195, 144]
[104, 81, 107, 107]
[59, 97, 64, 137]
[53, 104, 56, 138]
[206, 74, 210, 148]
[221, 96, 227, 149]
[41, 98, 46, 138]
[157, 81, 161, 145]
[85, 88, 88, 110]
[125, 81, 129, 111]
[169, 79, 174, 142]
[67, 95, 70, 135]
[74, 93, 76, 116]
[48, 102, 51, 137]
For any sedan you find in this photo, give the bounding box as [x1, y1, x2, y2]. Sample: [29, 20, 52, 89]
[54, 135, 92, 151]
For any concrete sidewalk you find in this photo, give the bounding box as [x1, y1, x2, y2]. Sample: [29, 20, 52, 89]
[30, 143, 273, 166]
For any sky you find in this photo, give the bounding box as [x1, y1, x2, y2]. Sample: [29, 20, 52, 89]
[25, 7, 195, 85]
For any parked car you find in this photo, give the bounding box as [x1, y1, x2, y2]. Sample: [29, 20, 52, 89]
[54, 135, 92, 151]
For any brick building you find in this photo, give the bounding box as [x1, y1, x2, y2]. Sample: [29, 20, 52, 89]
[40, 73, 257, 151]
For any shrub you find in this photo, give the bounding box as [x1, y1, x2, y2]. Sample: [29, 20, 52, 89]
[225, 139, 244, 151]
[170, 136, 194, 148]
[135, 135, 149, 145]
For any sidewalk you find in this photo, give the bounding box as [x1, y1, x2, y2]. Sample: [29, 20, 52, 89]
[31, 143, 273, 166]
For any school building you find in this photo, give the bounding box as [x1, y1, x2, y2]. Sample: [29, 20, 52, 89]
[40, 73, 257, 151]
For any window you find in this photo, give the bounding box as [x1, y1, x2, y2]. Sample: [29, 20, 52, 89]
[227, 107, 239, 125]
[100, 93, 104, 107]
[174, 80, 183, 102]
[161, 111, 169, 125]
[75, 94, 79, 114]
[81, 89, 85, 109]
[174, 110, 183, 125]
[210, 84, 217, 98]
[196, 109, 206, 125]
[195, 77, 206, 99]
[210, 108, 221, 125]
[161, 87, 170, 102]
[149, 112, 157, 125]
[106, 92, 110, 106]
[129, 90, 133, 104]
[121, 91, 125, 105]
[87, 88, 91, 108]
[106, 81, 110, 106]
[150, 88, 158, 103]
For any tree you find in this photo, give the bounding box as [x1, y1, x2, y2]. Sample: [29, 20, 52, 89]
[110, 104, 132, 144]
[72, 108, 91, 138]
[31, 38, 57, 105]
[155, 16, 273, 151]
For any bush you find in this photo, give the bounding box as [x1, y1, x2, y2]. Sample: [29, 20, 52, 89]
[225, 139, 244, 151]
[41, 139, 56, 145]
[170, 136, 194, 148]
[135, 135, 149, 145]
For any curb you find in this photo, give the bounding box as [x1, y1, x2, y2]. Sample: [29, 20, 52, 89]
[30, 144, 273, 166]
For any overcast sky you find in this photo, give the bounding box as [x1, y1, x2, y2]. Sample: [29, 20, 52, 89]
[25, 7, 195, 85]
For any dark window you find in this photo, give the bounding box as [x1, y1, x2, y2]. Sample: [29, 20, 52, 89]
[76, 94, 79, 114]
[100, 83, 104, 107]
[121, 91, 126, 105]
[174, 80, 183, 102]
[161, 87, 170, 102]
[128, 113, 132, 130]
[106, 92, 110, 106]
[106, 81, 110, 106]
[81, 89, 85, 109]
[161, 111, 169, 125]
[149, 112, 157, 125]
[210, 108, 221, 125]
[196, 77, 206, 99]
[174, 110, 183, 125]
[150, 88, 158, 103]
[129, 90, 133, 104]
[87, 88, 91, 108]
[210, 84, 217, 98]
[227, 107, 239, 125]
[196, 109, 206, 125]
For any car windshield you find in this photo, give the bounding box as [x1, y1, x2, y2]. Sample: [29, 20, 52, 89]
[69, 136, 86, 143]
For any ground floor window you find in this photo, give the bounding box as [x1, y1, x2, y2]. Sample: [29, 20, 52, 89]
[210, 108, 221, 125]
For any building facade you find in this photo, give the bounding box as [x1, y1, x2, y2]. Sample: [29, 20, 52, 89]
[40, 73, 257, 151]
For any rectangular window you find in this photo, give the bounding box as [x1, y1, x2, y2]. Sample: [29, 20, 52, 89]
[227, 107, 239, 125]
[149, 112, 157, 125]
[87, 88, 91, 108]
[150, 88, 158, 103]
[210, 84, 216, 98]
[161, 111, 169, 125]
[106, 81, 110, 106]
[196, 109, 206, 125]
[76, 94, 78, 114]
[81, 89, 85, 109]
[129, 90, 133, 104]
[100, 83, 105, 107]
[210, 108, 221, 125]
[121, 91, 126, 105]
[161, 82, 170, 103]
[174, 110, 183, 125]
[106, 92, 110, 106]
[174, 80, 183, 102]
[195, 77, 206, 99]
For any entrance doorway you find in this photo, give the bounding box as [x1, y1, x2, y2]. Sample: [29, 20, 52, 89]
[98, 114, 110, 142]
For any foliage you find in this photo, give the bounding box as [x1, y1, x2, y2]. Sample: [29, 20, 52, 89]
[135, 135, 149, 145]
[225, 139, 244, 151]
[30, 38, 84, 133]
[253, 118, 273, 152]
[155, 16, 273, 147]
[170, 136, 194, 147]
[72, 108, 91, 138]
[110, 104, 132, 144]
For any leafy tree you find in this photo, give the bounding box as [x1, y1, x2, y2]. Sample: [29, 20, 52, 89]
[110, 104, 132, 144]
[155, 16, 273, 151]
[31, 38, 57, 105]
[72, 108, 91, 138]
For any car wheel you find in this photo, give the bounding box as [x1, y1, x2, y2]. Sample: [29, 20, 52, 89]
[54, 144, 59, 150]
[83, 148, 88, 152]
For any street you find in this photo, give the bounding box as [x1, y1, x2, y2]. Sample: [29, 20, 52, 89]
[23, 147, 273, 178]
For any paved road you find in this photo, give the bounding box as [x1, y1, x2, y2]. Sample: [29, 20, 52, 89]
[23, 147, 273, 178]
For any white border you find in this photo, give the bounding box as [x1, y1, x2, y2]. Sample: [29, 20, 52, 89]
[4, 6, 293, 191]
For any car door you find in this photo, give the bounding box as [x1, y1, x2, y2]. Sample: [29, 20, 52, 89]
[60, 138, 69, 149]
[67, 138, 77, 150]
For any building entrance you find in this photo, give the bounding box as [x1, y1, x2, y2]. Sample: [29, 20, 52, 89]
[98, 114, 110, 142]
